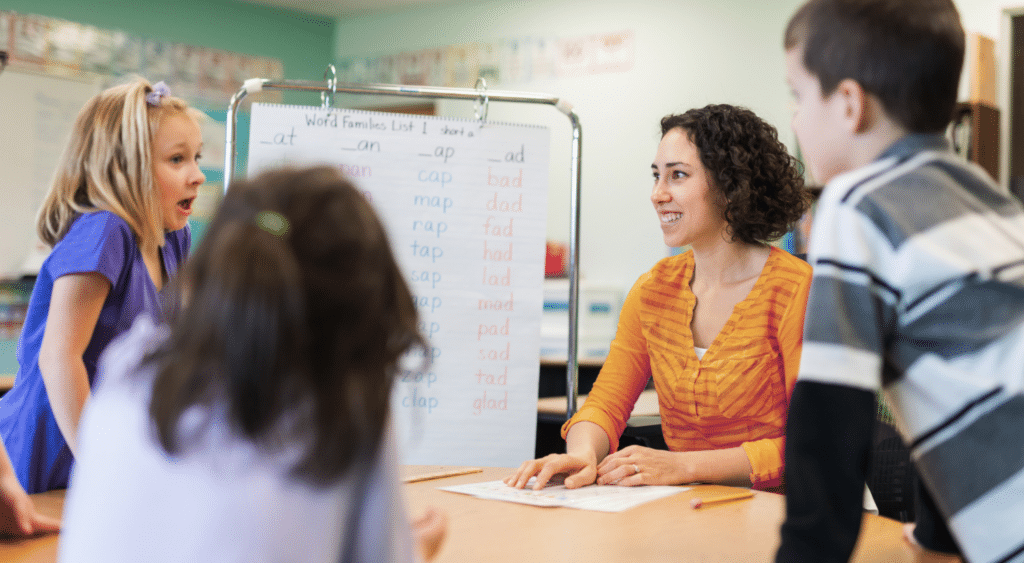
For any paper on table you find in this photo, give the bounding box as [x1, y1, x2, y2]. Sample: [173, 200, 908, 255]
[440, 478, 689, 512]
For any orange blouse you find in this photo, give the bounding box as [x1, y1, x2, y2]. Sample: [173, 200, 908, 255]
[562, 247, 811, 489]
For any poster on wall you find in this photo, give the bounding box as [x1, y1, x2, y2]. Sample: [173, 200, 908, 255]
[0, 10, 285, 105]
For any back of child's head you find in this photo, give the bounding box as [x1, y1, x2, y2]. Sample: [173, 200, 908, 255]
[147, 166, 425, 485]
[784, 0, 964, 133]
[37, 78, 198, 252]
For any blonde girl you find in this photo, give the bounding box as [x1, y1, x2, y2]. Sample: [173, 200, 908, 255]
[0, 79, 204, 493]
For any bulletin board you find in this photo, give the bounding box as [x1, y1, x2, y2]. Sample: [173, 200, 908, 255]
[0, 67, 102, 277]
[247, 103, 550, 467]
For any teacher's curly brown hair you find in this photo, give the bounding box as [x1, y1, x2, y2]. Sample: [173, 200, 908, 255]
[661, 104, 810, 245]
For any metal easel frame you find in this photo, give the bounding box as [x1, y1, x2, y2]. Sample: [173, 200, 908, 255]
[222, 68, 585, 418]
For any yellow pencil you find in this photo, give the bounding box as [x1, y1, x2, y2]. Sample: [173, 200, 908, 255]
[690, 490, 755, 509]
[403, 467, 483, 484]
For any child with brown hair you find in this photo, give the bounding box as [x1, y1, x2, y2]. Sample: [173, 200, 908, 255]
[59, 166, 445, 562]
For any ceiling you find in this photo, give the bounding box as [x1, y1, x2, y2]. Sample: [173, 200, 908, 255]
[237, 0, 463, 18]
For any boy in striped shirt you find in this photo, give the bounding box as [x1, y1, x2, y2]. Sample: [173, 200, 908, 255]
[777, 1, 1024, 562]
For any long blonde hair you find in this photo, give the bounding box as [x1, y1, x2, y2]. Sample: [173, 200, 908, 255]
[37, 79, 195, 254]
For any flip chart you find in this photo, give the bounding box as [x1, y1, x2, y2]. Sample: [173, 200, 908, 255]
[247, 103, 550, 466]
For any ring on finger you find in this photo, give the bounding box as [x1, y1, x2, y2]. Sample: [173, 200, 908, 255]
[633, 464, 640, 475]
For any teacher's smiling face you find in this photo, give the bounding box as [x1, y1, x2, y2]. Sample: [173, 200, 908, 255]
[650, 127, 728, 249]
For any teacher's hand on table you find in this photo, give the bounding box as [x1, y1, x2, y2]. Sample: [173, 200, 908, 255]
[503, 453, 597, 490]
[596, 445, 690, 486]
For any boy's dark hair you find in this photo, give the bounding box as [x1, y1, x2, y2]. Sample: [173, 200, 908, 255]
[661, 105, 810, 245]
[146, 166, 426, 484]
[785, 0, 965, 133]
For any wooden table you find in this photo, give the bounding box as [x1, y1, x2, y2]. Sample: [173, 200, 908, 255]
[537, 388, 659, 419]
[538, 388, 662, 434]
[404, 466, 963, 563]
[2, 467, 963, 563]
[0, 490, 63, 563]
[539, 356, 606, 369]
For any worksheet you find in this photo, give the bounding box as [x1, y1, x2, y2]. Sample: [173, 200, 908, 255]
[440, 478, 689, 512]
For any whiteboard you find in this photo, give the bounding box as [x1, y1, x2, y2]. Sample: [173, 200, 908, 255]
[247, 103, 550, 467]
[0, 68, 102, 277]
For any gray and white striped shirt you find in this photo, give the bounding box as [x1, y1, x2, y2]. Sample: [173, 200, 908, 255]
[799, 133, 1024, 563]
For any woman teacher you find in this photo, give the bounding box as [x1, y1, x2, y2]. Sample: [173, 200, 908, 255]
[507, 104, 811, 492]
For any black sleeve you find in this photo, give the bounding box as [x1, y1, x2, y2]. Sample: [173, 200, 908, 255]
[775, 380, 876, 563]
[912, 468, 962, 555]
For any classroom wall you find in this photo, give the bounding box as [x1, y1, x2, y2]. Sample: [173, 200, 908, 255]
[333, 0, 806, 295]
[0, 0, 335, 94]
[957, 0, 1020, 38]
[333, 0, 1015, 296]
[2, 0, 1007, 298]
[951, 0, 1022, 103]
